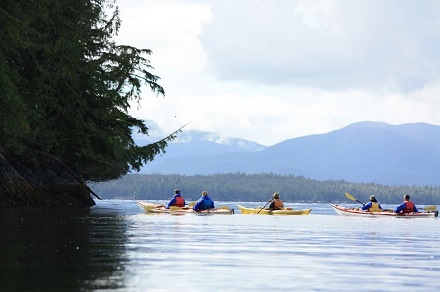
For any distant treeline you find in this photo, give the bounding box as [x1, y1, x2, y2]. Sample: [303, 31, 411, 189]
[90, 173, 440, 205]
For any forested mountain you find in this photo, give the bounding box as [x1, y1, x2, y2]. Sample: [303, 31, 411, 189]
[91, 173, 440, 204]
[138, 122, 440, 186]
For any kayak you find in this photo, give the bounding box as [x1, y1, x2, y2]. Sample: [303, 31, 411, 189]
[237, 205, 312, 215]
[137, 200, 234, 215]
[330, 204, 438, 218]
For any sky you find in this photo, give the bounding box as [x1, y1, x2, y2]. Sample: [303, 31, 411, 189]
[114, 0, 440, 146]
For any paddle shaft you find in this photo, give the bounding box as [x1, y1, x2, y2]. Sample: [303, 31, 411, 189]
[258, 199, 273, 213]
[354, 199, 364, 205]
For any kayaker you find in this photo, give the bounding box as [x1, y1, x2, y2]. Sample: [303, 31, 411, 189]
[269, 193, 284, 210]
[193, 191, 215, 211]
[361, 195, 383, 212]
[166, 189, 186, 209]
[394, 194, 418, 213]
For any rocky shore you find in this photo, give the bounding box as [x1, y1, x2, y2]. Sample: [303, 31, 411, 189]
[0, 152, 95, 207]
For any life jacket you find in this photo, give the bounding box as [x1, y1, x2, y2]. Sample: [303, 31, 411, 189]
[368, 202, 381, 212]
[174, 196, 185, 207]
[402, 200, 415, 213]
[273, 199, 284, 209]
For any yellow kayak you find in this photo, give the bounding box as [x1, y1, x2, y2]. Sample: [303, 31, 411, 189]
[237, 205, 312, 215]
[137, 200, 234, 215]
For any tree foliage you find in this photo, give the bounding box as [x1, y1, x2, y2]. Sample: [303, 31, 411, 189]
[0, 0, 174, 182]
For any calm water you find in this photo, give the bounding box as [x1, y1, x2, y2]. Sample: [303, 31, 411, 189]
[1, 200, 439, 291]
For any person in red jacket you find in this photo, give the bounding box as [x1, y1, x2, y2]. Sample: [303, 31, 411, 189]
[166, 189, 186, 209]
[269, 193, 284, 210]
[394, 194, 418, 213]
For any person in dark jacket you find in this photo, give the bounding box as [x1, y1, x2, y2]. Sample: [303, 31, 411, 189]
[193, 191, 214, 211]
[166, 189, 186, 209]
[269, 193, 284, 210]
[361, 195, 383, 212]
[394, 194, 418, 213]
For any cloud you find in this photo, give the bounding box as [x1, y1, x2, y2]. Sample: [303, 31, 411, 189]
[199, 0, 440, 92]
[114, 0, 440, 146]
[116, 0, 212, 73]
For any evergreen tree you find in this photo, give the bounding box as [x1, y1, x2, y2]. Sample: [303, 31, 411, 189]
[0, 0, 175, 182]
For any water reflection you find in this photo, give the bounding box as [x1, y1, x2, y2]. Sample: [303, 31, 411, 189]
[0, 205, 129, 291]
[1, 200, 439, 291]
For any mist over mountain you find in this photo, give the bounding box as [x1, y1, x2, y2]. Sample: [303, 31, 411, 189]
[136, 121, 440, 186]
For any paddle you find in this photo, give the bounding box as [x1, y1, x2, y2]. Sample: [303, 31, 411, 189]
[218, 206, 231, 210]
[258, 199, 273, 213]
[345, 192, 364, 205]
[423, 205, 437, 211]
[141, 203, 164, 210]
[188, 201, 197, 207]
[169, 206, 183, 211]
[142, 205, 157, 210]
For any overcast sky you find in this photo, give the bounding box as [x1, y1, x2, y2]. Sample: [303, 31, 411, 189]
[114, 0, 440, 146]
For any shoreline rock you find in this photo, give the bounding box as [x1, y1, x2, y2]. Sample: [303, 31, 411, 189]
[0, 152, 95, 207]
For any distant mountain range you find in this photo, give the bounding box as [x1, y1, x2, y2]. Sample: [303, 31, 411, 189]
[136, 121, 440, 186]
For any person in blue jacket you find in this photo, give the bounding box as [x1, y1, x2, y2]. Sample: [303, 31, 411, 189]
[193, 191, 215, 211]
[166, 189, 186, 209]
[361, 195, 383, 211]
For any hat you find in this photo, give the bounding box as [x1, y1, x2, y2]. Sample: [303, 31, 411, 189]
[272, 193, 280, 199]
[369, 195, 377, 202]
[174, 189, 180, 194]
